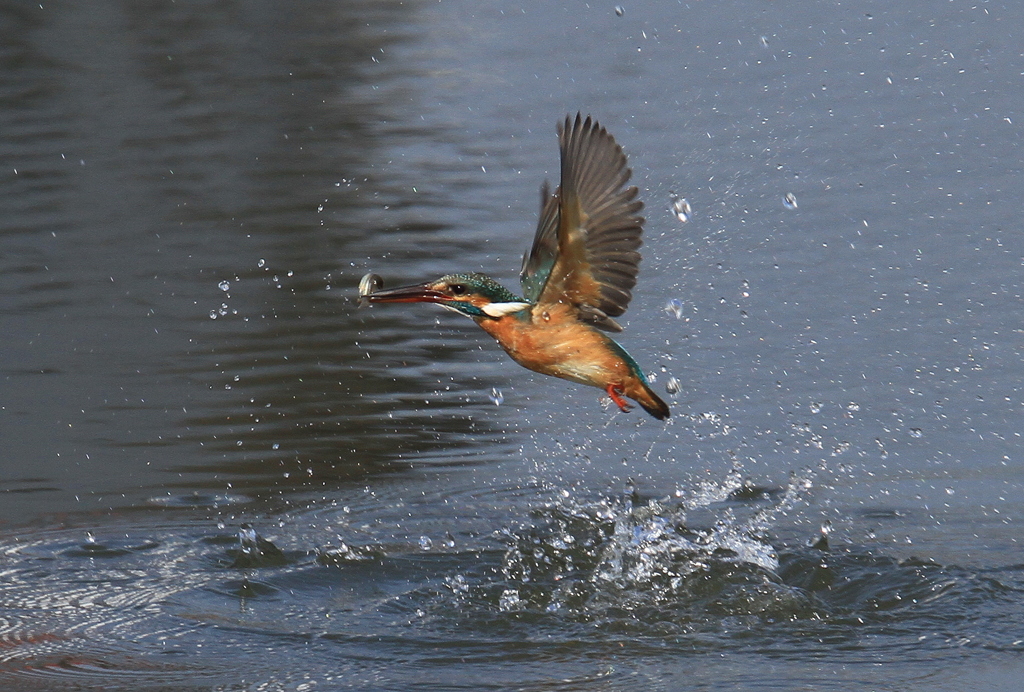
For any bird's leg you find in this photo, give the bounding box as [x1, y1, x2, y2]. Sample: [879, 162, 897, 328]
[605, 384, 633, 413]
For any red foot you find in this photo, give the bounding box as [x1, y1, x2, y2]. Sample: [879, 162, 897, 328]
[605, 384, 633, 413]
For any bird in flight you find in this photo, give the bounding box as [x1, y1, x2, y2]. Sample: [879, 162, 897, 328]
[363, 113, 669, 420]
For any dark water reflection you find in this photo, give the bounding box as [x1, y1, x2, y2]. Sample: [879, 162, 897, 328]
[2, 0, 1024, 689]
[1, 0, 518, 517]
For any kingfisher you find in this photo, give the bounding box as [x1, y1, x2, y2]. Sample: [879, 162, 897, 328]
[364, 113, 669, 420]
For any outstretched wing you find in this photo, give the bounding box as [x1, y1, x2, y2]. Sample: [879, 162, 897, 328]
[519, 113, 644, 332]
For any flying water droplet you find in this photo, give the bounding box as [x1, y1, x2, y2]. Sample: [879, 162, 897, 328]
[665, 376, 681, 395]
[783, 192, 798, 210]
[809, 401, 822, 414]
[218, 280, 231, 292]
[665, 298, 683, 319]
[418, 535, 432, 551]
[909, 428, 923, 438]
[614, 5, 624, 16]
[489, 387, 504, 406]
[670, 195, 692, 223]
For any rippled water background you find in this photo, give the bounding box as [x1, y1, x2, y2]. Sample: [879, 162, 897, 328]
[2, 1, 1023, 689]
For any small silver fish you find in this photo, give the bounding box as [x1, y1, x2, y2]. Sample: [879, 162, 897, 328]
[357, 273, 384, 306]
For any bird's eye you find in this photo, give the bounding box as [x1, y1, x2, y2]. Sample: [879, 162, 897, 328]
[450, 284, 466, 296]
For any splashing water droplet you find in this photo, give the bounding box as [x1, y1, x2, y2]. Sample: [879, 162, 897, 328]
[665, 376, 681, 395]
[238, 524, 257, 548]
[446, 574, 469, 594]
[783, 192, 798, 210]
[218, 280, 231, 292]
[489, 387, 504, 406]
[811, 520, 832, 549]
[846, 402, 861, 412]
[614, 5, 625, 16]
[257, 258, 266, 268]
[809, 401, 822, 414]
[499, 588, 522, 611]
[418, 535, 432, 551]
[909, 428, 923, 438]
[665, 298, 684, 319]
[670, 195, 692, 223]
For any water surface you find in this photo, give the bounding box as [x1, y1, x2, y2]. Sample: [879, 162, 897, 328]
[1, 1, 1022, 689]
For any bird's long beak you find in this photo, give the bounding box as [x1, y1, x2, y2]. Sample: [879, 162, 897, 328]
[366, 283, 449, 305]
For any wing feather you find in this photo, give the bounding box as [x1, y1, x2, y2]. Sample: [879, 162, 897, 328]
[519, 113, 646, 332]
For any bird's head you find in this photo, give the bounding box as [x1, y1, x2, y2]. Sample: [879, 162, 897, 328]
[366, 272, 530, 319]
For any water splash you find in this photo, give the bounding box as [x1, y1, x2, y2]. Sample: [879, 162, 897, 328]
[783, 192, 798, 210]
[489, 387, 504, 406]
[493, 468, 818, 624]
[812, 520, 832, 550]
[229, 523, 289, 568]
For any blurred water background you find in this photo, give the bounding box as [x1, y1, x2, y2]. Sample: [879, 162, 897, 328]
[1, 1, 1022, 689]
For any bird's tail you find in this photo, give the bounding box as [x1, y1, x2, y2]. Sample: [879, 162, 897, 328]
[629, 380, 670, 420]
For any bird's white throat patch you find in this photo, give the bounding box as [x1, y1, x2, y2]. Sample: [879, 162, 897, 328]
[481, 301, 531, 317]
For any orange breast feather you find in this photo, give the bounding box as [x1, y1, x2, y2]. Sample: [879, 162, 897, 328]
[478, 304, 629, 388]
